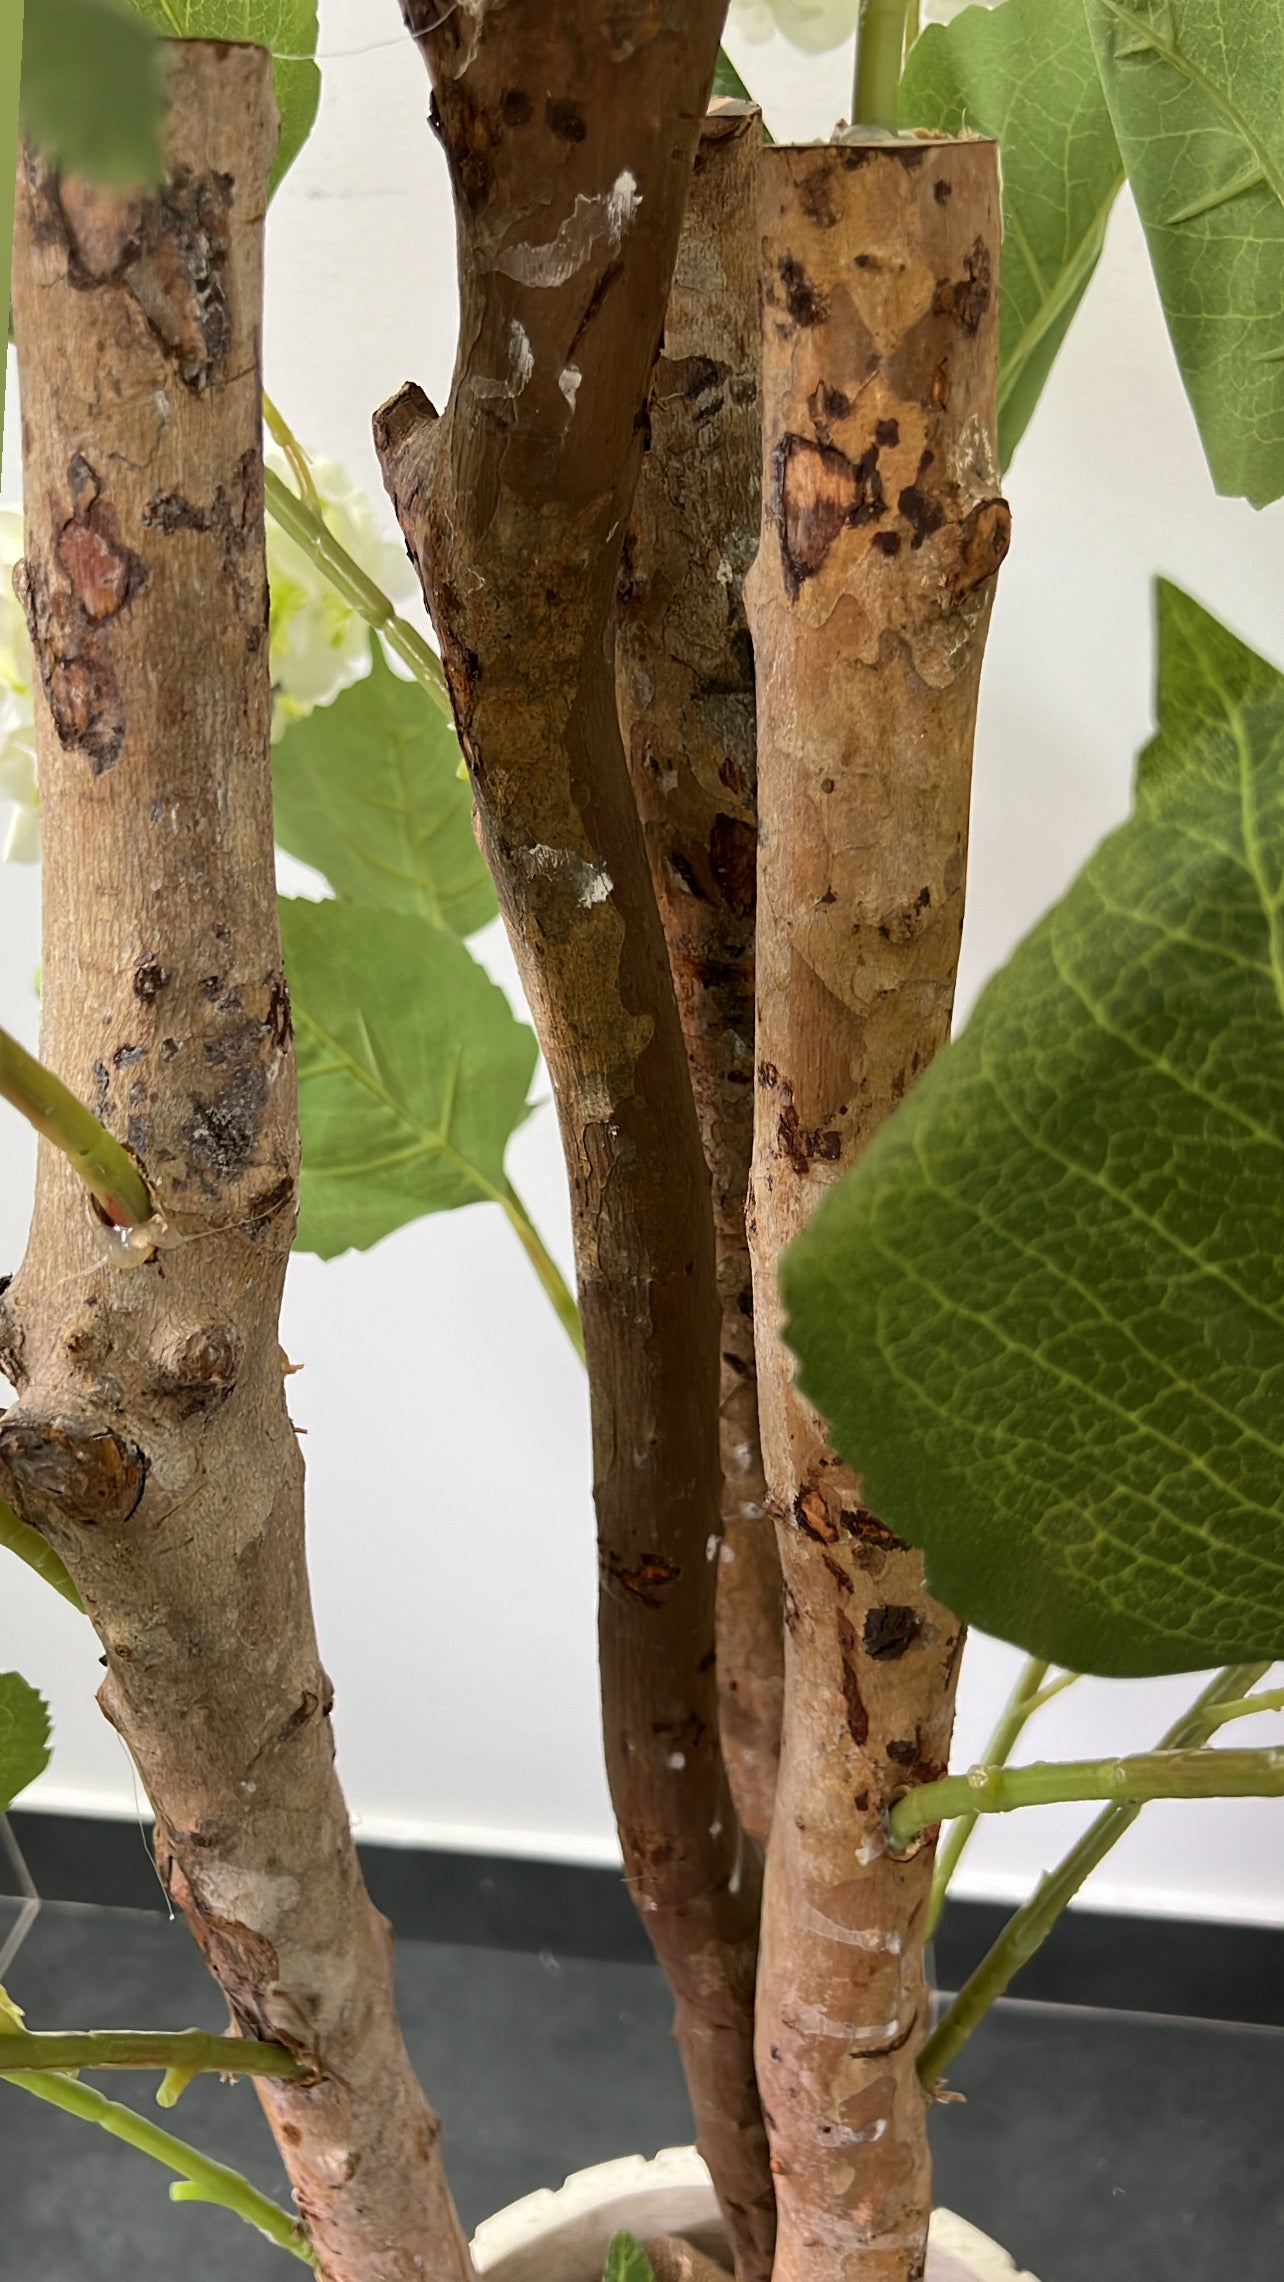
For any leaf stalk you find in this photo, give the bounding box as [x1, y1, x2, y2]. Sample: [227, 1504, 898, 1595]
[0, 2027, 305, 2080]
[917, 1662, 1271, 2084]
[0, 1025, 153, 1229]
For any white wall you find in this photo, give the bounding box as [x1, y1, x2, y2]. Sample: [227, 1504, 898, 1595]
[2, 0, 1282, 1925]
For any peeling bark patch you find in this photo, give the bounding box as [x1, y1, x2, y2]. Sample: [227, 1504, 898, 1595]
[776, 1080, 842, 1175]
[777, 256, 828, 329]
[607, 1549, 680, 1606]
[773, 434, 885, 598]
[57, 510, 144, 621]
[836, 1609, 869, 1747]
[931, 237, 991, 335]
[794, 1487, 839, 1544]
[0, 1415, 146, 1526]
[863, 1604, 922, 1661]
[16, 555, 126, 773]
[60, 166, 234, 392]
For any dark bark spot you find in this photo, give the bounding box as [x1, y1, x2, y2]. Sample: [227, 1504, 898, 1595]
[935, 178, 953, 205]
[808, 380, 852, 445]
[886, 1737, 919, 1766]
[709, 814, 756, 918]
[836, 1610, 869, 1747]
[773, 434, 885, 597]
[782, 1586, 801, 1634]
[668, 849, 710, 903]
[545, 98, 586, 141]
[873, 531, 901, 557]
[758, 1061, 779, 1089]
[606, 1550, 680, 1608]
[0, 1415, 146, 1527]
[112, 1042, 146, 1069]
[501, 88, 532, 127]
[840, 1505, 910, 1553]
[133, 956, 168, 1002]
[778, 1093, 842, 1175]
[931, 236, 992, 335]
[864, 1604, 923, 1660]
[265, 972, 292, 1051]
[798, 166, 839, 228]
[822, 1552, 853, 1597]
[875, 418, 900, 447]
[898, 485, 946, 549]
[187, 1061, 268, 1179]
[777, 255, 828, 328]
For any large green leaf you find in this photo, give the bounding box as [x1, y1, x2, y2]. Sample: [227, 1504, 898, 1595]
[783, 582, 1284, 1678]
[20, 0, 166, 188]
[273, 638, 497, 939]
[124, 0, 319, 188]
[1085, 0, 1284, 507]
[280, 898, 537, 1259]
[901, 0, 1124, 469]
[0, 1672, 51, 1812]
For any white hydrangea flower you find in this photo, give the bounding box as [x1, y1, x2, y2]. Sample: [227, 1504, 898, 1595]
[728, 0, 860, 50]
[266, 449, 416, 739]
[728, 0, 1000, 50]
[0, 506, 39, 864]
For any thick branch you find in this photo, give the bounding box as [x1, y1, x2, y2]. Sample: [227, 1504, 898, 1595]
[744, 136, 1007, 2282]
[376, 10, 774, 2275]
[6, 46, 470, 2282]
[615, 101, 781, 1849]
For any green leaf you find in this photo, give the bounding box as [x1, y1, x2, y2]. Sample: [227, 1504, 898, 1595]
[602, 2234, 656, 2282]
[273, 639, 497, 938]
[0, 1672, 51, 1812]
[123, 0, 319, 189]
[280, 897, 537, 1259]
[1085, 0, 1284, 507]
[901, 0, 1124, 469]
[20, 0, 166, 187]
[782, 582, 1284, 1678]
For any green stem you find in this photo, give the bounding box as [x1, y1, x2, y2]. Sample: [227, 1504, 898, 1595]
[928, 1655, 1052, 1937]
[917, 1662, 1271, 2085]
[0, 2028, 304, 2081]
[263, 465, 451, 716]
[0, 1496, 83, 1609]
[853, 0, 911, 131]
[904, 0, 921, 48]
[0, 2070, 315, 2263]
[263, 392, 323, 515]
[502, 1183, 586, 1363]
[1191, 1686, 1284, 1734]
[891, 1743, 1284, 1850]
[0, 1025, 153, 1228]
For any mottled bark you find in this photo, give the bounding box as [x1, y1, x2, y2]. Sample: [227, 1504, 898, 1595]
[4, 46, 471, 2282]
[615, 101, 780, 1850]
[743, 138, 1007, 2282]
[375, 10, 774, 2278]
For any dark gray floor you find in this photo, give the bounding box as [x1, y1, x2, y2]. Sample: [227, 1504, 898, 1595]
[1, 1900, 1281, 2281]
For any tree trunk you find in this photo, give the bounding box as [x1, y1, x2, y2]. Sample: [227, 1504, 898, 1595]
[4, 45, 471, 2282]
[615, 100, 781, 1851]
[375, 12, 775, 2278]
[743, 137, 1008, 2282]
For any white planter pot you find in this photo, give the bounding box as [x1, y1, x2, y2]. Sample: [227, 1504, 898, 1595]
[471, 2148, 1039, 2282]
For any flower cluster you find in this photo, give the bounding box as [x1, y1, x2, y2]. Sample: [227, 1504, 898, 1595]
[0, 448, 417, 862]
[265, 449, 415, 738]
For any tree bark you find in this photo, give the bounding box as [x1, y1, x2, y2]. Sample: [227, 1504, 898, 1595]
[375, 11, 774, 2278]
[4, 46, 471, 2282]
[743, 137, 1008, 2282]
[615, 101, 781, 1851]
